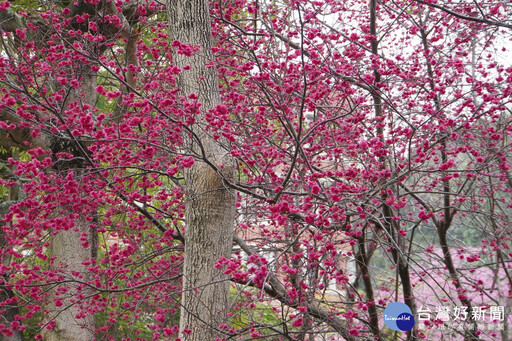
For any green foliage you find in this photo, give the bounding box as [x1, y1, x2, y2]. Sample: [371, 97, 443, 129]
[229, 286, 296, 340]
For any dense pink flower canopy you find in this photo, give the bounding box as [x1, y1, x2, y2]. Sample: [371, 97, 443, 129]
[0, 0, 509, 340]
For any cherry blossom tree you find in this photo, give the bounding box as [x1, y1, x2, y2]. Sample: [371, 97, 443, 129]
[0, 0, 510, 340]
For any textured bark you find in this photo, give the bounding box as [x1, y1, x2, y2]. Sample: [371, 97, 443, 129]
[180, 162, 235, 340]
[167, 1, 236, 340]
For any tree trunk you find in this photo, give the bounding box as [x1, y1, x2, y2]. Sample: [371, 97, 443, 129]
[42, 70, 97, 341]
[167, 1, 236, 340]
[44, 221, 95, 341]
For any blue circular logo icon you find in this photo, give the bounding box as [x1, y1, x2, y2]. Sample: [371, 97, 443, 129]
[383, 302, 415, 331]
